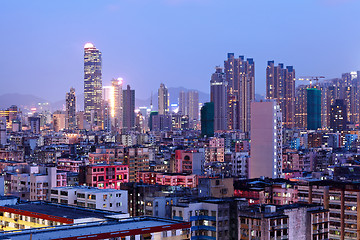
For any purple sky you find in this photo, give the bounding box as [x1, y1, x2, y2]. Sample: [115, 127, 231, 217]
[1, 0, 360, 102]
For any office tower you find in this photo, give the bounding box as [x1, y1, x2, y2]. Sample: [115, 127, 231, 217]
[330, 99, 347, 131]
[201, 102, 214, 137]
[210, 67, 227, 131]
[53, 111, 66, 132]
[250, 100, 282, 178]
[266, 61, 295, 129]
[111, 78, 123, 131]
[187, 91, 199, 128]
[123, 85, 135, 132]
[0, 117, 6, 146]
[224, 53, 255, 133]
[65, 88, 76, 130]
[28, 117, 40, 134]
[84, 43, 102, 128]
[178, 91, 186, 115]
[307, 88, 321, 130]
[158, 83, 169, 115]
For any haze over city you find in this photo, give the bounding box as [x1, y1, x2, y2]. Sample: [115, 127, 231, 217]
[1, 0, 360, 101]
[1, 1, 360, 239]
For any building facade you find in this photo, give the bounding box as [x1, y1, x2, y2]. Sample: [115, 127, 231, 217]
[84, 43, 102, 128]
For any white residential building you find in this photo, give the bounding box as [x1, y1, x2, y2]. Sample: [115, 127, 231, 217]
[50, 186, 128, 213]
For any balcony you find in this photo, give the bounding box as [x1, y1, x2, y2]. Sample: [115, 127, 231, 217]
[191, 236, 216, 240]
[190, 215, 216, 221]
[191, 225, 216, 232]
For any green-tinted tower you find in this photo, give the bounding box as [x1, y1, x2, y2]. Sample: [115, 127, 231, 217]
[201, 102, 214, 137]
[307, 88, 321, 130]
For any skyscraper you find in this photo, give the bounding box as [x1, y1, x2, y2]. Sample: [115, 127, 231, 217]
[224, 53, 255, 133]
[250, 100, 282, 178]
[266, 61, 295, 129]
[111, 78, 123, 132]
[158, 83, 169, 115]
[65, 88, 76, 130]
[84, 43, 102, 128]
[178, 91, 186, 115]
[330, 99, 347, 131]
[210, 67, 227, 131]
[123, 85, 135, 132]
[201, 102, 214, 137]
[187, 91, 199, 128]
[307, 88, 321, 130]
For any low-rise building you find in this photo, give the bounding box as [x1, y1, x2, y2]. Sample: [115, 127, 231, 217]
[79, 163, 129, 189]
[238, 204, 328, 240]
[50, 186, 128, 213]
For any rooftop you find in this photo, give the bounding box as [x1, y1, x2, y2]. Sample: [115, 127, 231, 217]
[1, 202, 119, 220]
[0, 217, 190, 240]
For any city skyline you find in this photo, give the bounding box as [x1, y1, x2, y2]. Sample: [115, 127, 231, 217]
[1, 0, 360, 101]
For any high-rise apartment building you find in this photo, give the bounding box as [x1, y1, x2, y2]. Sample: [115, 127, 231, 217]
[111, 78, 123, 131]
[0, 117, 6, 146]
[307, 88, 321, 130]
[28, 117, 40, 134]
[158, 83, 169, 115]
[65, 88, 76, 130]
[187, 91, 199, 128]
[266, 61, 295, 129]
[178, 91, 186, 115]
[224, 53, 255, 133]
[330, 99, 347, 131]
[250, 100, 282, 178]
[53, 111, 66, 132]
[200, 102, 214, 137]
[84, 43, 102, 128]
[123, 85, 135, 132]
[210, 67, 227, 131]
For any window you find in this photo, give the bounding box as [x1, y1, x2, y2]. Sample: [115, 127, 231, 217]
[93, 176, 97, 181]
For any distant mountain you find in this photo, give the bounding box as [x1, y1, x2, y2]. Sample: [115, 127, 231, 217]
[51, 93, 84, 112]
[136, 87, 210, 109]
[0, 90, 264, 112]
[0, 93, 48, 110]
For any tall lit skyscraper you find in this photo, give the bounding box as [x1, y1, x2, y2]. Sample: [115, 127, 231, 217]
[210, 67, 227, 131]
[65, 87, 76, 130]
[250, 100, 282, 178]
[178, 91, 186, 115]
[266, 61, 295, 129]
[187, 91, 199, 128]
[123, 85, 135, 132]
[158, 83, 169, 115]
[84, 43, 102, 128]
[224, 53, 255, 133]
[111, 78, 123, 132]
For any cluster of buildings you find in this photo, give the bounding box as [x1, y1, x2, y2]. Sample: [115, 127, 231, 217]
[0, 44, 360, 239]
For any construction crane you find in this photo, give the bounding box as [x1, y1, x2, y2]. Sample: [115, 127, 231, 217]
[296, 76, 325, 87]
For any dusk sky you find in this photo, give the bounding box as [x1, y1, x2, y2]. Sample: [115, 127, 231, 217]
[1, 0, 360, 102]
